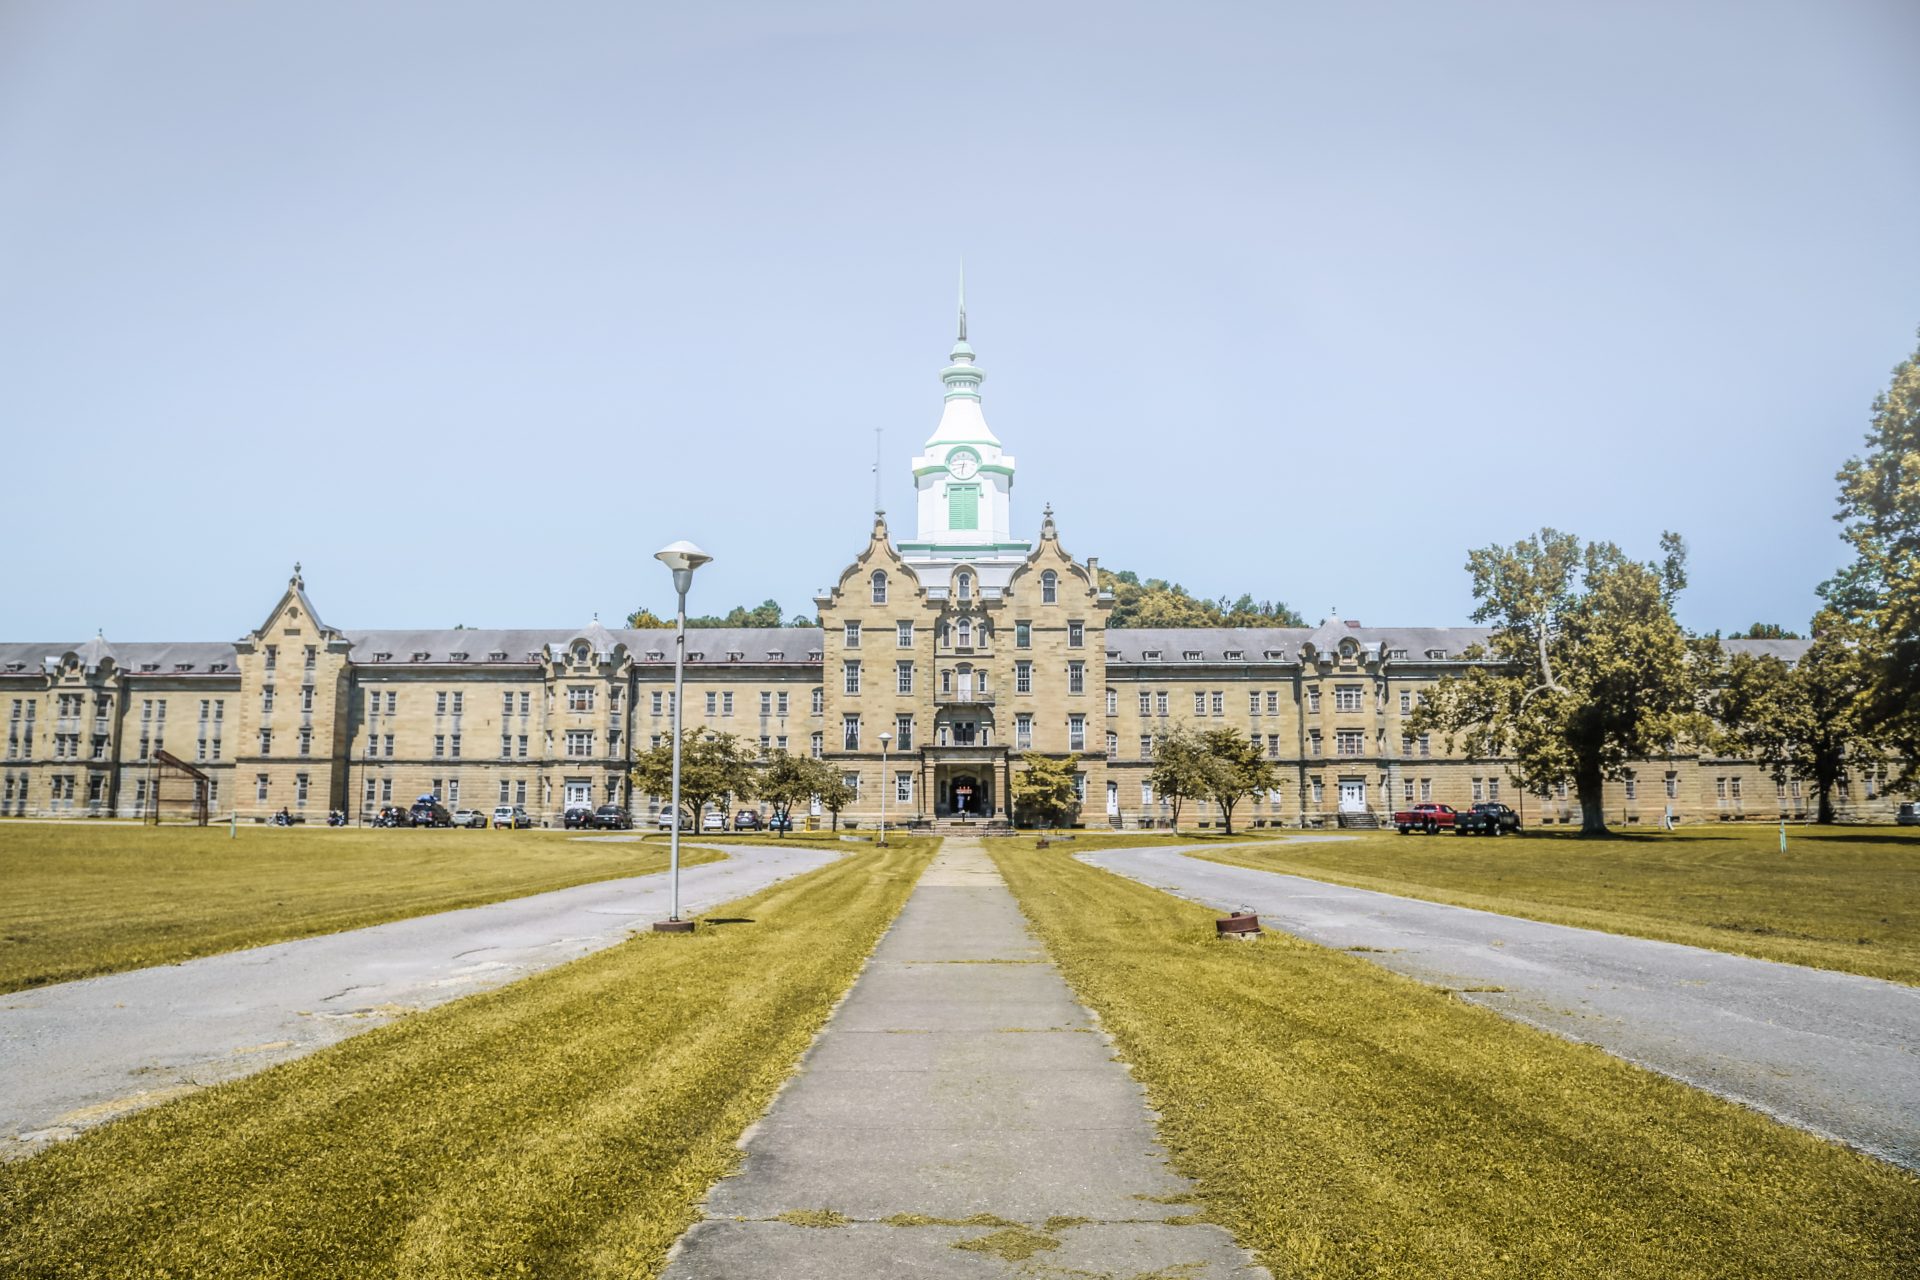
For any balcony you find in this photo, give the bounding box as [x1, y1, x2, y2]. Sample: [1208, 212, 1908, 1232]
[934, 690, 996, 706]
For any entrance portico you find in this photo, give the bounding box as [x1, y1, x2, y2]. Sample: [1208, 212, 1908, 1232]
[918, 745, 1010, 819]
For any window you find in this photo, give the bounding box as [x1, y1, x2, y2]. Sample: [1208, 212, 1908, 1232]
[1140, 735, 1153, 760]
[515, 780, 527, 804]
[501, 735, 513, 758]
[450, 734, 461, 758]
[844, 661, 862, 695]
[896, 771, 913, 802]
[1250, 691, 1262, 716]
[1015, 661, 1033, 694]
[845, 620, 861, 648]
[434, 734, 446, 758]
[1399, 690, 1412, 714]
[437, 691, 448, 715]
[518, 692, 529, 715]
[706, 691, 718, 714]
[1730, 777, 1743, 802]
[956, 618, 973, 647]
[761, 691, 772, 715]
[264, 645, 276, 671]
[722, 692, 733, 716]
[1068, 715, 1086, 751]
[1420, 777, 1432, 802]
[1142, 781, 1155, 806]
[811, 688, 824, 714]
[388, 691, 399, 715]
[1267, 734, 1280, 759]
[517, 735, 528, 758]
[1311, 777, 1324, 805]
[262, 686, 275, 714]
[1418, 734, 1431, 757]
[777, 735, 788, 751]
[1307, 689, 1321, 713]
[504, 691, 515, 715]
[843, 715, 861, 750]
[1487, 778, 1499, 801]
[1155, 692, 1169, 717]
[871, 571, 888, 604]
[499, 780, 511, 804]
[1625, 776, 1638, 801]
[568, 686, 594, 712]
[811, 732, 824, 759]
[1106, 730, 1118, 760]
[895, 714, 913, 751]
[385, 734, 395, 757]
[1335, 686, 1363, 713]
[1016, 621, 1031, 648]
[897, 620, 913, 647]
[256, 773, 269, 802]
[1068, 662, 1085, 695]
[955, 570, 973, 600]
[1194, 692, 1207, 716]
[1665, 771, 1678, 799]
[1016, 714, 1033, 749]
[1139, 691, 1151, 715]
[1210, 691, 1223, 716]
[1068, 620, 1083, 648]
[1267, 691, 1279, 715]
[897, 661, 914, 694]
[566, 730, 593, 757]
[259, 728, 272, 755]
[1040, 570, 1057, 603]
[1309, 729, 1322, 756]
[1473, 778, 1485, 802]
[1106, 688, 1117, 715]
[651, 690, 663, 714]
[777, 692, 789, 716]
[298, 728, 312, 757]
[1335, 729, 1363, 756]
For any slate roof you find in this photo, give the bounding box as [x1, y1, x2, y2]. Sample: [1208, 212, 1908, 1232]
[339, 626, 826, 666]
[1106, 626, 1500, 663]
[0, 640, 237, 675]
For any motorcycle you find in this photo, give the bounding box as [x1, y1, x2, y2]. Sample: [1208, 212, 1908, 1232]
[327, 810, 348, 827]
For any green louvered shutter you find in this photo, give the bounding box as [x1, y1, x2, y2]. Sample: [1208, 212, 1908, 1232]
[948, 484, 979, 530]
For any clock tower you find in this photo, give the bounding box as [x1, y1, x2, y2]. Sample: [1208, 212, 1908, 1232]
[899, 279, 1025, 566]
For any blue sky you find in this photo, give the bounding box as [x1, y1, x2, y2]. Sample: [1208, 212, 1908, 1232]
[2, 1, 1916, 640]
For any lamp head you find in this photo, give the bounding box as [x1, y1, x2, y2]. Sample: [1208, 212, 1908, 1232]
[879, 731, 892, 746]
[654, 541, 713, 574]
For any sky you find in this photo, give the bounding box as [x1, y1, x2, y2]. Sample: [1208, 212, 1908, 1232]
[2, 0, 1916, 642]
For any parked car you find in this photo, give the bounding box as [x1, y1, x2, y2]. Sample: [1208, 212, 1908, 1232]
[408, 799, 454, 828]
[766, 811, 794, 833]
[1394, 803, 1459, 835]
[590, 804, 633, 830]
[701, 810, 727, 831]
[450, 807, 488, 829]
[1453, 803, 1522, 836]
[562, 805, 594, 830]
[372, 805, 408, 828]
[656, 809, 692, 831]
[1898, 803, 1919, 827]
[492, 804, 534, 829]
[733, 810, 762, 831]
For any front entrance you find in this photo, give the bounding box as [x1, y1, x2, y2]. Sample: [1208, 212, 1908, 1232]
[1338, 780, 1367, 813]
[947, 774, 986, 817]
[564, 780, 592, 808]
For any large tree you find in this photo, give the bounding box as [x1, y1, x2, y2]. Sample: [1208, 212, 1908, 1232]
[1828, 329, 1920, 780]
[817, 770, 857, 832]
[758, 750, 832, 837]
[1410, 529, 1719, 836]
[1145, 725, 1215, 833]
[629, 730, 758, 829]
[625, 599, 818, 630]
[1011, 752, 1081, 827]
[1100, 569, 1306, 629]
[1197, 727, 1279, 836]
[1717, 610, 1880, 823]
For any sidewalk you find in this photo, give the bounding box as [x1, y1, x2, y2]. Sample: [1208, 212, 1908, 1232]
[662, 838, 1268, 1278]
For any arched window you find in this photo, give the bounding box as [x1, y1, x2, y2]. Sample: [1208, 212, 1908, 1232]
[957, 618, 973, 647]
[957, 572, 972, 601]
[871, 570, 888, 604]
[1041, 570, 1058, 604]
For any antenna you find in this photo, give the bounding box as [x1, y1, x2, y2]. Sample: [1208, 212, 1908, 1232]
[957, 258, 967, 341]
[873, 427, 884, 515]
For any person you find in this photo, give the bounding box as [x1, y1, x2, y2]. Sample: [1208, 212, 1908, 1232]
[277, 806, 292, 826]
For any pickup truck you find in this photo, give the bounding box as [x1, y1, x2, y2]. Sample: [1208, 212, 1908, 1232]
[1394, 803, 1458, 834]
[1453, 803, 1521, 836]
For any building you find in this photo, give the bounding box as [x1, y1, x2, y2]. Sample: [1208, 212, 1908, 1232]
[0, 310, 1888, 828]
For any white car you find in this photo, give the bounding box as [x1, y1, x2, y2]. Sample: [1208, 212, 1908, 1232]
[655, 810, 692, 831]
[492, 805, 533, 829]
[450, 807, 488, 829]
[701, 810, 727, 831]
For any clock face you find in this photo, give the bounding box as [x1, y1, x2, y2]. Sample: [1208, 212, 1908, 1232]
[949, 450, 980, 480]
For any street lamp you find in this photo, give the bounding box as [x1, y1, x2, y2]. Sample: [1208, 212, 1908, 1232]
[878, 729, 892, 846]
[653, 539, 712, 933]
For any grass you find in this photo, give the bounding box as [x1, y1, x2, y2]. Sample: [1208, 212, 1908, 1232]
[990, 842, 1920, 1280]
[1182, 825, 1920, 985]
[0, 823, 819, 993]
[0, 836, 938, 1279]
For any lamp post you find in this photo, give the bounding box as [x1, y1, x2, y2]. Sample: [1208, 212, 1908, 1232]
[878, 730, 891, 846]
[652, 540, 712, 933]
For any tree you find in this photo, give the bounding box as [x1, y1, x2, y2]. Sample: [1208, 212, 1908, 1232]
[758, 750, 832, 837]
[625, 607, 671, 629]
[1198, 727, 1279, 836]
[1409, 529, 1719, 836]
[1011, 752, 1081, 827]
[1828, 328, 1920, 779]
[1145, 725, 1215, 833]
[1734, 623, 1803, 640]
[629, 730, 758, 829]
[1717, 609, 1880, 823]
[625, 599, 809, 630]
[1100, 569, 1305, 629]
[817, 770, 857, 832]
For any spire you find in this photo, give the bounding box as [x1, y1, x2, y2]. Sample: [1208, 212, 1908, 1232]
[939, 266, 987, 412]
[957, 259, 967, 342]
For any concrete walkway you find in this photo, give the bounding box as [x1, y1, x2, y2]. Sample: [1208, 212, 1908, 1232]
[1083, 843, 1920, 1170]
[0, 842, 838, 1157]
[663, 838, 1268, 1279]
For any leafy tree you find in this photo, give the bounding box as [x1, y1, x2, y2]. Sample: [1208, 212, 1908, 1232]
[817, 770, 857, 832]
[1011, 752, 1081, 827]
[1828, 328, 1920, 779]
[625, 607, 671, 629]
[625, 599, 816, 630]
[1734, 623, 1803, 640]
[1409, 529, 1719, 836]
[1198, 727, 1279, 835]
[629, 730, 758, 829]
[758, 750, 832, 837]
[1717, 609, 1880, 823]
[1100, 569, 1305, 629]
[1145, 724, 1215, 833]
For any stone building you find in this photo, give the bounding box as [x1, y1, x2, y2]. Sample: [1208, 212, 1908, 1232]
[0, 312, 1893, 828]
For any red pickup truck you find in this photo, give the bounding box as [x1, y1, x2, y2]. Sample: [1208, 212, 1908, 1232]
[1393, 803, 1458, 834]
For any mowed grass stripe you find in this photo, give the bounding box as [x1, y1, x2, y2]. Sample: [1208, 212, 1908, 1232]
[0, 824, 728, 993]
[991, 841, 1920, 1279]
[0, 837, 937, 1280]
[1190, 826, 1920, 985]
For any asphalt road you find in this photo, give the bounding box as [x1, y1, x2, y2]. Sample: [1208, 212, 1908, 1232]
[0, 841, 839, 1157]
[1082, 842, 1920, 1170]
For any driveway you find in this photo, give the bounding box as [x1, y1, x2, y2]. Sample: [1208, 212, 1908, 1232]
[1082, 843, 1920, 1170]
[1, 842, 839, 1157]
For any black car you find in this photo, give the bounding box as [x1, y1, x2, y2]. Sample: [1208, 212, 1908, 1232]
[408, 800, 454, 828]
[590, 804, 633, 830]
[1454, 802, 1521, 836]
[733, 810, 762, 831]
[563, 806, 594, 830]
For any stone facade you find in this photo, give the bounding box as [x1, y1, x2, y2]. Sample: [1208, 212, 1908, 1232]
[0, 317, 1899, 828]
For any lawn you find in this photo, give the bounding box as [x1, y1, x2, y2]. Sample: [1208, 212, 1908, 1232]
[990, 839, 1920, 1279]
[0, 823, 760, 993]
[0, 837, 938, 1279]
[1186, 825, 1920, 985]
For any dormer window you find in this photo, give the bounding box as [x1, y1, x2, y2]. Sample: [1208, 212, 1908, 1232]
[1142, 649, 1162, 661]
[573, 644, 590, 666]
[1263, 649, 1286, 660]
[210, 663, 227, 673]
[4, 663, 22, 672]
[1224, 650, 1244, 661]
[727, 651, 744, 662]
[646, 650, 665, 661]
[1182, 650, 1202, 661]
[449, 652, 469, 662]
[412, 651, 431, 662]
[1427, 648, 1448, 660]
[489, 651, 508, 662]
[957, 571, 972, 601]
[808, 650, 823, 662]
[766, 650, 784, 661]
[140, 663, 159, 672]
[871, 570, 888, 605]
[175, 663, 193, 672]
[1041, 570, 1058, 604]
[686, 652, 704, 662]
[374, 652, 391, 663]
[1388, 649, 1408, 660]
[1339, 640, 1357, 659]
